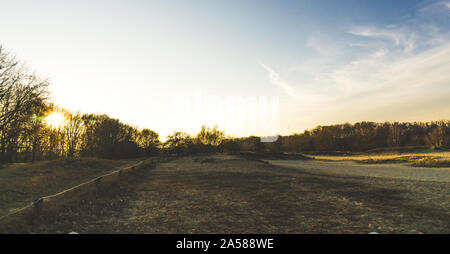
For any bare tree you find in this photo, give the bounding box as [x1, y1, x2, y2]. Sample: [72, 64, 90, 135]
[0, 46, 48, 162]
[65, 111, 85, 157]
[425, 121, 448, 148]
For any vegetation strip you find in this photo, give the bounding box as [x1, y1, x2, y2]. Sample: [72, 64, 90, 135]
[0, 160, 145, 221]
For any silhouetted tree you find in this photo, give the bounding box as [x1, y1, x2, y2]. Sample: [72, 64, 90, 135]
[164, 131, 193, 155]
[65, 111, 84, 157]
[0, 46, 48, 162]
[136, 128, 160, 156]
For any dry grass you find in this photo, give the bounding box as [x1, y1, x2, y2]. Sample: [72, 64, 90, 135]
[411, 158, 450, 168]
[313, 151, 450, 168]
[356, 155, 440, 164]
[1, 155, 448, 234]
[0, 157, 138, 218]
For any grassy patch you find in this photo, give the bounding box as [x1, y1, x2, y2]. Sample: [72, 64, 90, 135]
[356, 155, 440, 164]
[410, 158, 450, 168]
[0, 163, 155, 234]
[353, 155, 450, 168]
[0, 157, 133, 218]
[365, 146, 431, 154]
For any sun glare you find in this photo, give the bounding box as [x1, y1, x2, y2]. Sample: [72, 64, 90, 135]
[44, 111, 66, 129]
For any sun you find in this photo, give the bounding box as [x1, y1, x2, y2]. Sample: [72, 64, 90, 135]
[44, 111, 66, 129]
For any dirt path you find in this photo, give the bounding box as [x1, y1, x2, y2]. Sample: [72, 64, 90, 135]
[5, 155, 449, 233]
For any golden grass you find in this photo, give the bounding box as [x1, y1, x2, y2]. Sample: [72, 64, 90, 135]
[410, 158, 450, 168]
[313, 152, 450, 168]
[356, 155, 441, 164]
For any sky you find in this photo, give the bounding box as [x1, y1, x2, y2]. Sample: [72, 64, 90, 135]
[0, 0, 449, 139]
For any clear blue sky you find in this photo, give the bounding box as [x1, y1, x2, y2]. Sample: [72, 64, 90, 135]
[1, 0, 449, 138]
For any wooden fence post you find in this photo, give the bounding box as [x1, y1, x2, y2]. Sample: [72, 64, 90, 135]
[33, 198, 44, 210]
[95, 177, 102, 186]
[32, 198, 44, 222]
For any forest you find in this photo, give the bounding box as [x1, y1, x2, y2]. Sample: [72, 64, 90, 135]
[1, 45, 450, 163]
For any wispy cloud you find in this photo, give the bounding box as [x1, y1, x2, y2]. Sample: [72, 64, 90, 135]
[259, 62, 324, 104]
[261, 0, 450, 131]
[337, 42, 450, 101]
[259, 63, 297, 98]
[264, 0, 449, 111]
[347, 26, 416, 53]
[418, 1, 450, 14]
[282, 41, 450, 129]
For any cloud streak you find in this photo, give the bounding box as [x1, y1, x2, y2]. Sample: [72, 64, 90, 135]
[418, 1, 450, 14]
[347, 26, 416, 53]
[259, 62, 325, 105]
[259, 63, 297, 98]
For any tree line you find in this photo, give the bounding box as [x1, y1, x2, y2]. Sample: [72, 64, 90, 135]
[1, 45, 450, 163]
[274, 121, 450, 154]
